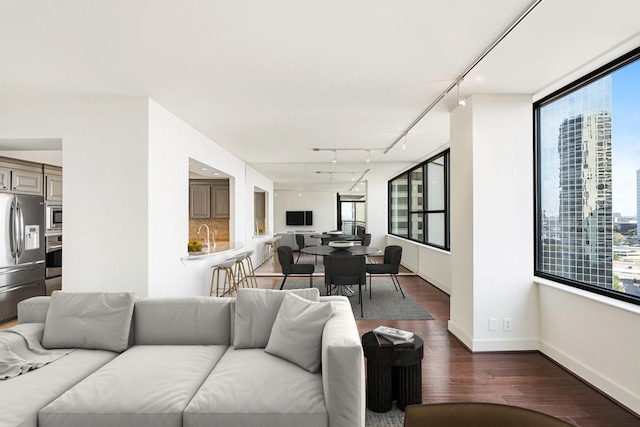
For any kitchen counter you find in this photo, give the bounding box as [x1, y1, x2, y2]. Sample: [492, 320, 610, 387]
[180, 241, 244, 262]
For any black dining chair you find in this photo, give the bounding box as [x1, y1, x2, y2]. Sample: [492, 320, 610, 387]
[361, 233, 372, 264]
[324, 254, 366, 317]
[277, 246, 315, 289]
[366, 245, 405, 299]
[295, 234, 317, 263]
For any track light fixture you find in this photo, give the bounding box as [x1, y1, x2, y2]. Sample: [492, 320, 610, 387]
[457, 82, 466, 107]
[402, 134, 407, 149]
[313, 147, 383, 163]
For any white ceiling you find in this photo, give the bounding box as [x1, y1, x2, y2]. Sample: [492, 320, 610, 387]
[1, 0, 639, 193]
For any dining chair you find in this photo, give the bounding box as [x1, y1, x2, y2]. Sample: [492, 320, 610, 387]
[366, 245, 405, 299]
[324, 254, 366, 317]
[295, 234, 317, 263]
[277, 245, 315, 289]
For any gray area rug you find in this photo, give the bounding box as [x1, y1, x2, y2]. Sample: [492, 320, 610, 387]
[280, 278, 434, 321]
[366, 405, 405, 427]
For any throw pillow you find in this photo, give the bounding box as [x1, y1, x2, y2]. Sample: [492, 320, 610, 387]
[265, 292, 335, 373]
[233, 288, 319, 349]
[42, 291, 135, 352]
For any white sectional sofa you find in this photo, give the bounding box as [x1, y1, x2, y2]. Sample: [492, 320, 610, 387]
[0, 288, 365, 427]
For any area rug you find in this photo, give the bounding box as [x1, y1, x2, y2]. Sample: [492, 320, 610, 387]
[366, 405, 405, 427]
[280, 278, 434, 321]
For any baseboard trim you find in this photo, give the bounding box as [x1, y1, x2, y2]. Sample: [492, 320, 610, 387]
[539, 339, 640, 416]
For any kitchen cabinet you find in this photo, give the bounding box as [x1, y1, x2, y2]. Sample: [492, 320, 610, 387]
[212, 187, 230, 218]
[189, 185, 211, 219]
[0, 167, 9, 191]
[189, 180, 229, 219]
[0, 158, 43, 195]
[44, 165, 63, 202]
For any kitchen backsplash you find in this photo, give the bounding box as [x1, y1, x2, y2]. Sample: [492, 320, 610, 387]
[189, 218, 230, 243]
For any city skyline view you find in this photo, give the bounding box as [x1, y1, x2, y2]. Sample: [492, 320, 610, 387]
[540, 58, 640, 218]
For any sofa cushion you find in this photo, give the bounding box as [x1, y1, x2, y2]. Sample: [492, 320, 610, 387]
[234, 288, 320, 349]
[184, 348, 327, 427]
[133, 297, 232, 345]
[265, 293, 335, 373]
[17, 296, 51, 324]
[39, 345, 227, 427]
[41, 292, 135, 352]
[0, 348, 117, 427]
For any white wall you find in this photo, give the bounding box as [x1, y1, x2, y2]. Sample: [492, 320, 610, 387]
[365, 179, 389, 250]
[538, 281, 640, 412]
[0, 150, 62, 166]
[0, 97, 151, 296]
[273, 190, 336, 233]
[449, 95, 538, 352]
[147, 100, 275, 296]
[0, 97, 274, 298]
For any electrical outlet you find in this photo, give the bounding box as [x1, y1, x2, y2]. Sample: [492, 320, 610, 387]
[489, 318, 497, 331]
[504, 318, 512, 331]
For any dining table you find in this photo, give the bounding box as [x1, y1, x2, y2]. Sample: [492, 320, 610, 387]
[309, 233, 363, 245]
[300, 245, 381, 296]
[300, 245, 380, 257]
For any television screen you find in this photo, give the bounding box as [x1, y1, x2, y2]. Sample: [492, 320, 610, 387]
[286, 211, 305, 226]
[286, 210, 313, 226]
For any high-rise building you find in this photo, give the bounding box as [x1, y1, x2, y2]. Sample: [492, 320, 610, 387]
[552, 112, 612, 288]
[637, 169, 640, 241]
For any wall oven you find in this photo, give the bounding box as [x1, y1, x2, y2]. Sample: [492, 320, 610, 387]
[45, 234, 62, 279]
[45, 203, 62, 234]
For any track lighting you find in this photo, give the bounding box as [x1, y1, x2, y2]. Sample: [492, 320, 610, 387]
[402, 134, 407, 150]
[332, 150, 337, 163]
[366, 150, 370, 163]
[457, 82, 466, 107]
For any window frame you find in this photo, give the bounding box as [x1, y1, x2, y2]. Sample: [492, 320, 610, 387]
[534, 45, 640, 306]
[388, 149, 450, 251]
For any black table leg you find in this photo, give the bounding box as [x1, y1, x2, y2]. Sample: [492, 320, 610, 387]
[366, 360, 392, 413]
[395, 363, 422, 410]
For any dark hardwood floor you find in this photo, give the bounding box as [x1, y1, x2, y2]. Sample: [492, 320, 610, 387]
[257, 253, 640, 427]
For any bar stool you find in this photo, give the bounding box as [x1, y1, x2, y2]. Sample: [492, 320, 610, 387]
[209, 259, 237, 297]
[243, 250, 258, 288]
[262, 237, 280, 265]
[228, 253, 251, 290]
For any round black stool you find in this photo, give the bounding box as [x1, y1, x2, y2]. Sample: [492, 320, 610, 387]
[361, 331, 424, 413]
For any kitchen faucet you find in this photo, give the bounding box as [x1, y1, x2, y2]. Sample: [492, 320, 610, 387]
[197, 224, 211, 251]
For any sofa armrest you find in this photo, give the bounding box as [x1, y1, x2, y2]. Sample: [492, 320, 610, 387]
[17, 296, 51, 324]
[321, 296, 365, 427]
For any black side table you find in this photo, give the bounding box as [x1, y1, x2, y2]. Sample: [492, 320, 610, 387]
[361, 331, 424, 413]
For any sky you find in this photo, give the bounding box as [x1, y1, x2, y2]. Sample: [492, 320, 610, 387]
[611, 58, 640, 217]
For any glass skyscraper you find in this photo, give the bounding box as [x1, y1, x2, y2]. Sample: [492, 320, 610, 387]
[539, 77, 613, 289]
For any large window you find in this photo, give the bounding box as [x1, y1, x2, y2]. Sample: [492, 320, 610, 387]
[535, 47, 640, 305]
[389, 150, 449, 250]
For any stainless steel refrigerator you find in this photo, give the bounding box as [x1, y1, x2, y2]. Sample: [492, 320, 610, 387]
[0, 193, 45, 322]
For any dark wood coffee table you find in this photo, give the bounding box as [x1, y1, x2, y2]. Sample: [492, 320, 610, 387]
[361, 331, 424, 412]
